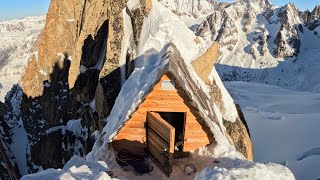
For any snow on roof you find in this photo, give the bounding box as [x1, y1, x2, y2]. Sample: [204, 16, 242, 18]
[88, 42, 240, 162]
[87, 0, 243, 162]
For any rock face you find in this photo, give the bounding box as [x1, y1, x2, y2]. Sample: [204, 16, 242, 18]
[7, 0, 253, 174]
[95, 0, 152, 120]
[195, 1, 303, 59]
[15, 0, 152, 175]
[303, 6, 320, 31]
[22, 56, 81, 139]
[195, 0, 320, 63]
[0, 101, 11, 179]
[272, 3, 301, 58]
[20, 55, 44, 98]
[0, 85, 23, 178]
[31, 128, 88, 170]
[193, 0, 320, 93]
[21, 0, 135, 98]
[224, 104, 254, 161]
[192, 42, 219, 83]
[6, 0, 319, 176]
[191, 42, 253, 160]
[196, 10, 238, 51]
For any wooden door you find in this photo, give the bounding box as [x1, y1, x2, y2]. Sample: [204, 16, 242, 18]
[147, 112, 175, 176]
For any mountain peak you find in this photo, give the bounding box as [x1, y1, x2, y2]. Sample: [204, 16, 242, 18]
[311, 4, 320, 20]
[238, 0, 271, 5]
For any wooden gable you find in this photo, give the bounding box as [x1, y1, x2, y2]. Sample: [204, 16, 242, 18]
[112, 72, 215, 155]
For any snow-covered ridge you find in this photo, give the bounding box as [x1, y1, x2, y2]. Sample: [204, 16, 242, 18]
[158, 0, 230, 27]
[23, 1, 295, 178]
[0, 15, 45, 102]
[86, 0, 294, 179]
[189, 0, 320, 92]
[0, 16, 45, 32]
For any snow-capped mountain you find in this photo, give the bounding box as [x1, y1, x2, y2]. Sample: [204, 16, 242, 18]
[0, 16, 45, 102]
[1, 0, 319, 179]
[191, 0, 320, 92]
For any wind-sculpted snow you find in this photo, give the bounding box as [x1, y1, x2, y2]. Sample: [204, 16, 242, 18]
[225, 81, 320, 180]
[195, 157, 294, 180]
[21, 156, 113, 180]
[297, 147, 320, 161]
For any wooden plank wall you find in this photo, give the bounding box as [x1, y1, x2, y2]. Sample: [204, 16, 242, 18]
[112, 73, 215, 155]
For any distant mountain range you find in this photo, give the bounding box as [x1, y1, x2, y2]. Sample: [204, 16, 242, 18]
[161, 0, 320, 92]
[0, 16, 45, 101]
[0, 0, 319, 179]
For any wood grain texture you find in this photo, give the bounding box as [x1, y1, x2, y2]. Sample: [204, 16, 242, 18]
[111, 73, 215, 155]
[147, 113, 175, 176]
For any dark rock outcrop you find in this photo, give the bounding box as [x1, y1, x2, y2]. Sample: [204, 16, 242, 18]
[0, 85, 24, 178]
[273, 4, 301, 58]
[31, 127, 88, 170]
[0, 101, 10, 179]
[16, 0, 138, 174]
[302, 6, 320, 31]
[224, 104, 253, 161]
[311, 5, 320, 21]
[195, 10, 238, 51]
[74, 69, 100, 103]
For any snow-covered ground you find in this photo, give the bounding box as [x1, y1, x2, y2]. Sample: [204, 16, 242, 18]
[21, 156, 114, 180]
[225, 81, 320, 180]
[8, 0, 320, 179]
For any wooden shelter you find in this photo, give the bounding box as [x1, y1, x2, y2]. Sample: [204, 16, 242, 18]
[110, 44, 217, 176]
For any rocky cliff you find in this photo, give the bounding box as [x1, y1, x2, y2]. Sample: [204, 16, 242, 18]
[18, 0, 129, 174]
[0, 0, 273, 177]
[1, 0, 155, 177]
[192, 0, 320, 92]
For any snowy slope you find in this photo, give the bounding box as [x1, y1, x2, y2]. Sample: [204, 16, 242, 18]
[0, 16, 45, 102]
[21, 156, 114, 180]
[85, 0, 294, 179]
[225, 81, 320, 180]
[158, 0, 229, 27]
[187, 0, 320, 93]
[195, 159, 294, 180]
[88, 0, 242, 159]
[15, 0, 320, 179]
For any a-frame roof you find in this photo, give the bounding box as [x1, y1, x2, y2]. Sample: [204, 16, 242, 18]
[94, 43, 237, 155]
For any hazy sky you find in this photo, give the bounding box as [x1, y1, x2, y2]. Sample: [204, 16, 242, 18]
[0, 0, 319, 20]
[271, 0, 319, 10]
[222, 0, 319, 10]
[0, 0, 50, 20]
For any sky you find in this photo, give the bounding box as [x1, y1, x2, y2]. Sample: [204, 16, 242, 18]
[0, 0, 50, 20]
[270, 0, 319, 10]
[222, 0, 319, 10]
[0, 0, 319, 20]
